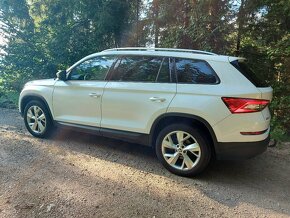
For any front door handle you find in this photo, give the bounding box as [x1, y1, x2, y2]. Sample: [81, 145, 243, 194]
[89, 93, 101, 98]
[149, 97, 166, 102]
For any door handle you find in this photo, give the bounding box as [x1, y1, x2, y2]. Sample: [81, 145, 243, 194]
[89, 93, 101, 98]
[149, 97, 166, 102]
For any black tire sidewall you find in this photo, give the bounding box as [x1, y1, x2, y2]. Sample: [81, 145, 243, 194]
[23, 100, 52, 138]
[155, 123, 211, 177]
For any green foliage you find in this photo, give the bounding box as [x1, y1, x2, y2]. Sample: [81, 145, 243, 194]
[0, 0, 289, 140]
[0, 0, 135, 91]
[0, 88, 19, 109]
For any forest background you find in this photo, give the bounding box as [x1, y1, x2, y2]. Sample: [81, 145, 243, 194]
[0, 0, 289, 140]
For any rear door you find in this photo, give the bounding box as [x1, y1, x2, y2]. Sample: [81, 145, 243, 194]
[101, 55, 176, 134]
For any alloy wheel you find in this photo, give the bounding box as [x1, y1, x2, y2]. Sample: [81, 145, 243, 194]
[26, 106, 46, 134]
[161, 131, 201, 171]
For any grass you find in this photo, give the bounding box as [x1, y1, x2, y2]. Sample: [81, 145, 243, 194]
[270, 127, 290, 143]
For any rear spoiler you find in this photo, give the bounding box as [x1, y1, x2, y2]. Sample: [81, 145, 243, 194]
[228, 57, 246, 62]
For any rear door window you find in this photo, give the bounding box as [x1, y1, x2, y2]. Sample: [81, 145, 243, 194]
[156, 58, 171, 83]
[175, 58, 219, 84]
[110, 56, 171, 83]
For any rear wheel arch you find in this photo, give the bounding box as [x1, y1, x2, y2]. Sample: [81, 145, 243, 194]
[149, 113, 218, 156]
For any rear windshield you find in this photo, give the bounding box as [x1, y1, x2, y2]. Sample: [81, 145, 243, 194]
[231, 60, 269, 87]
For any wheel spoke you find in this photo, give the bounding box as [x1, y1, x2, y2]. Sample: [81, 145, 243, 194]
[163, 136, 176, 150]
[32, 121, 38, 131]
[38, 113, 45, 121]
[164, 153, 174, 158]
[183, 153, 194, 169]
[180, 134, 190, 143]
[38, 121, 45, 132]
[176, 131, 184, 144]
[33, 106, 39, 118]
[180, 159, 185, 170]
[183, 143, 200, 152]
[189, 150, 200, 158]
[27, 110, 35, 119]
[167, 152, 179, 165]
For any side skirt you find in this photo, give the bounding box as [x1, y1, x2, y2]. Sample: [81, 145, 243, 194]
[55, 121, 150, 146]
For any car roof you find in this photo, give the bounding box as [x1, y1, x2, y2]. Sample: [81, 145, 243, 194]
[67, 47, 240, 71]
[100, 47, 239, 62]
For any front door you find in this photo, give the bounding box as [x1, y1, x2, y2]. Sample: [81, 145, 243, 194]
[53, 55, 116, 127]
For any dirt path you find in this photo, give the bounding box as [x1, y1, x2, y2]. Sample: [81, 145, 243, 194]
[0, 108, 289, 218]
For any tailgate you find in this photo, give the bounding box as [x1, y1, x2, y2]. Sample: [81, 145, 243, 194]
[257, 87, 273, 101]
[258, 87, 273, 122]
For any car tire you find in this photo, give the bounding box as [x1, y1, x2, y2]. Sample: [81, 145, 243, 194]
[24, 100, 53, 138]
[155, 123, 211, 177]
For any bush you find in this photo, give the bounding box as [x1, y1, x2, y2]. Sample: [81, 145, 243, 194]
[0, 88, 19, 109]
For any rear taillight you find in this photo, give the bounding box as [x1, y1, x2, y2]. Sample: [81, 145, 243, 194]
[222, 97, 269, 113]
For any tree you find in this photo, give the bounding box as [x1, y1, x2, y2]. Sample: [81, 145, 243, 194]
[0, 0, 133, 91]
[0, 0, 289, 138]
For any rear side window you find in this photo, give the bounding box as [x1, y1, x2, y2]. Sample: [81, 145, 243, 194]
[175, 58, 219, 84]
[110, 56, 170, 83]
[231, 60, 268, 87]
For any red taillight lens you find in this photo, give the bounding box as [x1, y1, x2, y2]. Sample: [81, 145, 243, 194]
[222, 97, 269, 113]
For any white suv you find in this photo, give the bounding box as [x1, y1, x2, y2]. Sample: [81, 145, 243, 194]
[19, 47, 272, 176]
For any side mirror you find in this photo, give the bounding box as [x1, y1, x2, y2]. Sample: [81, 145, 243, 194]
[56, 70, 67, 81]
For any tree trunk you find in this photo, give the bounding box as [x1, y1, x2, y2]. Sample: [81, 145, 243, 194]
[180, 0, 192, 48]
[236, 0, 245, 56]
[136, 0, 140, 46]
[153, 0, 159, 47]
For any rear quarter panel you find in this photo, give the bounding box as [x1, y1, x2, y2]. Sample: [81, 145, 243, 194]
[168, 60, 268, 142]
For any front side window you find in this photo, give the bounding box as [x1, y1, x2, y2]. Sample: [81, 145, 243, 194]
[110, 56, 169, 82]
[69, 56, 116, 81]
[175, 58, 219, 84]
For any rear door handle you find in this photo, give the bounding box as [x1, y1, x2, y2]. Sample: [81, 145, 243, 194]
[89, 93, 101, 98]
[149, 97, 166, 102]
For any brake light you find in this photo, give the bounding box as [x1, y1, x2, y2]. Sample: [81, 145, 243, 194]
[222, 97, 269, 113]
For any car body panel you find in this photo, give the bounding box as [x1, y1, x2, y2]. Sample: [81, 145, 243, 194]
[52, 80, 107, 127]
[19, 79, 56, 116]
[101, 81, 176, 133]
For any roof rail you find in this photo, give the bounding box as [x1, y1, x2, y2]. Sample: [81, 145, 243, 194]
[103, 47, 217, 55]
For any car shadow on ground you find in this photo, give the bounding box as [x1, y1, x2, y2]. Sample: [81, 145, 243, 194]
[47, 128, 290, 216]
[2, 108, 289, 216]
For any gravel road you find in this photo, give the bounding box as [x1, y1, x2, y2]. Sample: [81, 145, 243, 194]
[0, 108, 289, 218]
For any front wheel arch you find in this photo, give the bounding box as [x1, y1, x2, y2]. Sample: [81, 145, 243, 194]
[20, 95, 53, 121]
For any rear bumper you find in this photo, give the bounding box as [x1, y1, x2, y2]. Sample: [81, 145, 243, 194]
[216, 135, 270, 160]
